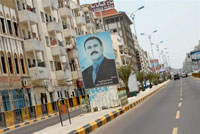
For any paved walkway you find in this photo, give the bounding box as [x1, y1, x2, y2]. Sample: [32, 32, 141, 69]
[33, 80, 170, 134]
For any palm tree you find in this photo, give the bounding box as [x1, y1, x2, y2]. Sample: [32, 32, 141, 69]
[136, 71, 146, 91]
[146, 72, 154, 88]
[153, 73, 160, 85]
[117, 64, 132, 97]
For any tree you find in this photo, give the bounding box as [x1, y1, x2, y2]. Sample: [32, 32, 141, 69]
[136, 71, 146, 91]
[153, 73, 160, 85]
[117, 64, 132, 97]
[146, 72, 154, 88]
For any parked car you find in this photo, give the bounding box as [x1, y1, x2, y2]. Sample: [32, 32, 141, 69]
[174, 74, 180, 80]
[181, 73, 188, 78]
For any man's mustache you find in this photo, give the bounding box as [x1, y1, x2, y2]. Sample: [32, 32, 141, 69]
[91, 51, 98, 56]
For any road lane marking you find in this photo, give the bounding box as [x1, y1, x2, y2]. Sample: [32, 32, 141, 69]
[172, 127, 178, 134]
[176, 111, 180, 119]
[180, 98, 182, 101]
[178, 102, 182, 107]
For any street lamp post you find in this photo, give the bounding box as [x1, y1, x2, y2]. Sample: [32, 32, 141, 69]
[140, 30, 158, 61]
[154, 41, 164, 63]
[130, 6, 144, 38]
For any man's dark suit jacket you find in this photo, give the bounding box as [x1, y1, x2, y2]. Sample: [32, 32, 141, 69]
[82, 57, 119, 89]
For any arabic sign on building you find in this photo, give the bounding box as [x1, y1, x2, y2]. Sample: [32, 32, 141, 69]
[89, 0, 115, 12]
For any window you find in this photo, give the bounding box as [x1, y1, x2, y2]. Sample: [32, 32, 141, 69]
[111, 18, 115, 23]
[112, 29, 117, 33]
[45, 36, 49, 47]
[0, 51, 7, 74]
[106, 19, 110, 24]
[50, 61, 54, 71]
[13, 22, 19, 36]
[55, 61, 62, 71]
[1, 90, 11, 111]
[70, 59, 77, 71]
[14, 54, 20, 74]
[12, 89, 26, 109]
[45, 14, 48, 22]
[40, 12, 45, 22]
[20, 55, 25, 74]
[115, 17, 119, 22]
[27, 59, 31, 68]
[8, 53, 14, 74]
[57, 91, 60, 98]
[7, 20, 13, 35]
[0, 18, 6, 33]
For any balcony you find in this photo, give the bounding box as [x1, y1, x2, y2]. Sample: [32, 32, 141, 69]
[56, 70, 72, 80]
[59, 7, 72, 18]
[24, 39, 44, 52]
[29, 67, 49, 81]
[18, 9, 38, 24]
[86, 22, 95, 28]
[66, 44, 74, 50]
[51, 44, 67, 56]
[43, 0, 58, 10]
[86, 18, 95, 28]
[47, 21, 62, 33]
[76, 16, 86, 26]
[70, 0, 80, 9]
[72, 71, 82, 80]
[68, 49, 78, 58]
[63, 28, 76, 38]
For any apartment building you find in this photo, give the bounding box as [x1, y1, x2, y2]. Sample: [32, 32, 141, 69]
[0, 0, 34, 115]
[12, 0, 96, 106]
[134, 38, 150, 72]
[111, 34, 132, 68]
[94, 9, 138, 70]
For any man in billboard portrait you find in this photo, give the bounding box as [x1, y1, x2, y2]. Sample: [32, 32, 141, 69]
[82, 36, 118, 89]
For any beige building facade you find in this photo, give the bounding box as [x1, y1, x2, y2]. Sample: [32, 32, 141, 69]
[0, 0, 34, 115]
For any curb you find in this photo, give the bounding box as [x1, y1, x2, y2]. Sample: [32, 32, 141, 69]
[0, 105, 82, 133]
[192, 76, 200, 80]
[68, 81, 171, 134]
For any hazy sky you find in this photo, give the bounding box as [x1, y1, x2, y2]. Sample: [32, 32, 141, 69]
[80, 0, 200, 69]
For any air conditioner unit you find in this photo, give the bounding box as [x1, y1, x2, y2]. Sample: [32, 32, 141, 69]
[22, 80, 28, 87]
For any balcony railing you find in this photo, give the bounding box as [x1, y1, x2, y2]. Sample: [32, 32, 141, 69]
[47, 21, 62, 33]
[51, 45, 67, 56]
[18, 7, 38, 24]
[29, 66, 49, 80]
[76, 16, 86, 26]
[43, 0, 58, 10]
[24, 39, 44, 52]
[59, 6, 72, 18]
[56, 70, 72, 80]
[63, 28, 76, 38]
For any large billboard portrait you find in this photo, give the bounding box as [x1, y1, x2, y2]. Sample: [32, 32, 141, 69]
[190, 50, 200, 61]
[76, 32, 119, 89]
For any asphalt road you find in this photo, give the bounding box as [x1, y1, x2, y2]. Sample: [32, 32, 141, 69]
[93, 77, 200, 134]
[5, 108, 82, 134]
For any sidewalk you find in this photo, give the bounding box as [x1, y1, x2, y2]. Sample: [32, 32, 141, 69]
[192, 76, 200, 80]
[32, 80, 170, 134]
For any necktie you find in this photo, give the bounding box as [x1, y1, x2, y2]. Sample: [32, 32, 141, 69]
[92, 64, 99, 84]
